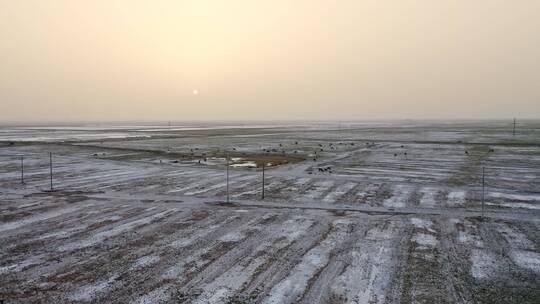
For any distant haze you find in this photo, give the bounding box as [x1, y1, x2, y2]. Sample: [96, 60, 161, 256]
[1, 1, 540, 122]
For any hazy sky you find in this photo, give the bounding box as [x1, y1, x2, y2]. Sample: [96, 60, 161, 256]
[1, 0, 539, 122]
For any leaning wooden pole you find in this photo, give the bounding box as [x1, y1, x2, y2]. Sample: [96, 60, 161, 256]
[21, 156, 24, 184]
[482, 167, 485, 219]
[262, 163, 265, 200]
[49, 152, 53, 191]
[226, 156, 230, 203]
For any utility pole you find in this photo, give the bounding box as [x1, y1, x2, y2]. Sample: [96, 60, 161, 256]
[513, 118, 516, 136]
[262, 163, 265, 200]
[226, 156, 230, 203]
[482, 166, 485, 219]
[20, 156, 24, 184]
[49, 152, 53, 191]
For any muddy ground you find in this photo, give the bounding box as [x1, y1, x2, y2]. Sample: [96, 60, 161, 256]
[0, 121, 539, 303]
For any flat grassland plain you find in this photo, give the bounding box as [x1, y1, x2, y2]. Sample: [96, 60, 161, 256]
[0, 121, 539, 304]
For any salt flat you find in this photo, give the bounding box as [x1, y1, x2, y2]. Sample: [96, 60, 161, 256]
[0, 121, 539, 303]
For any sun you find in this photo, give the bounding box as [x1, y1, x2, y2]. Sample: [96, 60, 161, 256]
[192, 89, 198, 95]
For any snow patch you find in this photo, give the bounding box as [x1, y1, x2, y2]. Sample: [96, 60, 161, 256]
[130, 255, 160, 270]
[322, 182, 357, 203]
[495, 224, 535, 250]
[0, 205, 85, 233]
[511, 250, 540, 273]
[59, 210, 176, 251]
[447, 191, 466, 206]
[485, 201, 540, 210]
[331, 226, 397, 303]
[413, 233, 439, 247]
[69, 275, 118, 301]
[383, 185, 412, 208]
[302, 180, 335, 201]
[470, 249, 498, 279]
[0, 256, 41, 274]
[263, 220, 350, 303]
[489, 192, 540, 202]
[419, 187, 438, 208]
[410, 218, 435, 233]
[219, 231, 245, 242]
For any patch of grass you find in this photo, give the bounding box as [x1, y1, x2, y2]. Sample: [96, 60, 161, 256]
[78, 143, 306, 168]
